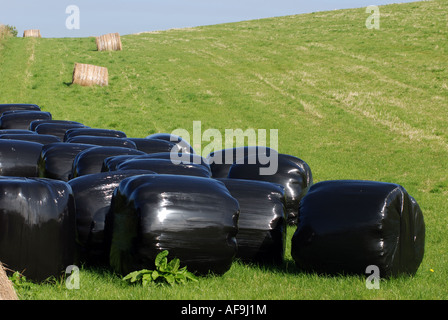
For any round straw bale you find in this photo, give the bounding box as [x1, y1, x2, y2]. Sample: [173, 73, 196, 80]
[96, 33, 122, 51]
[72, 63, 109, 87]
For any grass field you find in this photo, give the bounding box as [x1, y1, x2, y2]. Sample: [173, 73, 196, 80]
[1, 0, 447, 300]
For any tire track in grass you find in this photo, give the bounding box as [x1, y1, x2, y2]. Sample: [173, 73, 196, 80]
[331, 90, 448, 151]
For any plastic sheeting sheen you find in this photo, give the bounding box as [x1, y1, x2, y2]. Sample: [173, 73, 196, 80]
[109, 174, 239, 275]
[0, 104, 41, 115]
[64, 128, 127, 141]
[0, 111, 52, 130]
[71, 146, 145, 178]
[0, 134, 61, 144]
[66, 136, 137, 149]
[227, 153, 313, 225]
[218, 178, 287, 264]
[0, 140, 43, 177]
[68, 171, 156, 265]
[291, 180, 425, 277]
[38, 143, 96, 181]
[115, 158, 212, 178]
[0, 177, 76, 282]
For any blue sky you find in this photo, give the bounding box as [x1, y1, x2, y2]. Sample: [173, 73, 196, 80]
[0, 0, 419, 38]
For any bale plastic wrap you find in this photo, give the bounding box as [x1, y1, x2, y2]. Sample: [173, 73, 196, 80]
[0, 177, 76, 282]
[68, 171, 156, 265]
[0, 104, 41, 115]
[0, 140, 43, 177]
[66, 135, 137, 149]
[109, 174, 239, 275]
[0, 111, 52, 130]
[127, 138, 180, 154]
[71, 146, 145, 178]
[227, 153, 313, 225]
[146, 133, 195, 154]
[33, 122, 87, 141]
[291, 180, 425, 277]
[102, 152, 211, 173]
[64, 128, 127, 141]
[0, 134, 61, 145]
[115, 158, 212, 178]
[218, 178, 287, 264]
[38, 143, 96, 181]
[29, 119, 85, 131]
[0, 129, 37, 135]
[207, 146, 274, 178]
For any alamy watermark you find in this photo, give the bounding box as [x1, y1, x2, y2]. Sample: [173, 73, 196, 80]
[65, 265, 80, 290]
[66, 5, 80, 30]
[366, 5, 380, 30]
[170, 121, 279, 175]
[365, 265, 380, 289]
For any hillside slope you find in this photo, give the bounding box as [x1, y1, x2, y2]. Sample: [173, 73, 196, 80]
[0, 0, 447, 299]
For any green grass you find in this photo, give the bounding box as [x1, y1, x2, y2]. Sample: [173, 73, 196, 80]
[1, 0, 448, 300]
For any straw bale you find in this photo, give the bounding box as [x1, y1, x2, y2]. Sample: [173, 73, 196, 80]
[72, 63, 109, 87]
[0, 263, 18, 300]
[23, 29, 41, 38]
[96, 33, 122, 51]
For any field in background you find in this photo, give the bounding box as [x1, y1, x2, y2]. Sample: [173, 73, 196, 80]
[0, 0, 447, 299]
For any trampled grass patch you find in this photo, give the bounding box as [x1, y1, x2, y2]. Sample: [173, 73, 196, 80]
[1, 0, 447, 300]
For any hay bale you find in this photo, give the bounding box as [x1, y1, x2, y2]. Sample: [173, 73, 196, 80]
[23, 29, 41, 38]
[0, 263, 18, 301]
[96, 33, 122, 51]
[72, 63, 109, 87]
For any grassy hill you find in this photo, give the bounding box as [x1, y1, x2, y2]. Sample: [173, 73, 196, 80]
[1, 0, 447, 299]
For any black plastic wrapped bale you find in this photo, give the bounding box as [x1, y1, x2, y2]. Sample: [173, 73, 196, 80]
[218, 178, 287, 265]
[0, 140, 43, 177]
[0, 134, 61, 145]
[33, 122, 87, 141]
[291, 180, 426, 278]
[109, 174, 239, 275]
[38, 143, 96, 181]
[227, 152, 313, 225]
[29, 119, 85, 131]
[115, 158, 212, 178]
[102, 152, 211, 174]
[64, 128, 127, 142]
[0, 177, 76, 282]
[146, 133, 195, 154]
[206, 146, 274, 178]
[0, 129, 37, 135]
[66, 135, 137, 149]
[68, 171, 156, 266]
[71, 146, 146, 178]
[127, 138, 181, 154]
[0, 104, 41, 115]
[0, 111, 52, 130]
